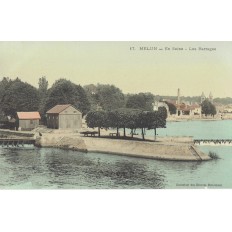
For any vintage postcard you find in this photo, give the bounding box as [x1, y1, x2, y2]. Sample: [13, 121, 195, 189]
[0, 41, 231, 189]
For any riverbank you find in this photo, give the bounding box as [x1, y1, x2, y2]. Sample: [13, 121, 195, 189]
[34, 130, 211, 161]
[167, 114, 232, 122]
[0, 128, 211, 161]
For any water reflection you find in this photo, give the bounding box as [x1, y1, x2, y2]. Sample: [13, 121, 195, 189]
[0, 146, 231, 189]
[158, 160, 203, 173]
[84, 159, 165, 189]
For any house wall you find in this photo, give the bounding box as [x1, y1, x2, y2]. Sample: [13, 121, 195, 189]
[190, 107, 202, 116]
[19, 119, 39, 130]
[224, 108, 232, 113]
[47, 114, 59, 129]
[59, 106, 82, 129]
[47, 106, 82, 129]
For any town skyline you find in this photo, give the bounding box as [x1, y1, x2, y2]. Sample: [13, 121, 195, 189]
[0, 41, 231, 98]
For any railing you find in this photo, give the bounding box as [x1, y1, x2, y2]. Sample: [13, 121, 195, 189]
[194, 139, 232, 145]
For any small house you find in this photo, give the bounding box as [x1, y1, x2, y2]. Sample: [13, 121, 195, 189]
[17, 112, 41, 130]
[46, 104, 82, 129]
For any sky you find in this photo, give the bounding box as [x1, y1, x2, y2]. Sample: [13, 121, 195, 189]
[0, 41, 231, 98]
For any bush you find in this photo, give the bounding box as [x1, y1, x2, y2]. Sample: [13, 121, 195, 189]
[208, 151, 220, 159]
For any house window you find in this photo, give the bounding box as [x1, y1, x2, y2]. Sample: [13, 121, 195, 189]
[30, 120, 33, 124]
[74, 111, 77, 113]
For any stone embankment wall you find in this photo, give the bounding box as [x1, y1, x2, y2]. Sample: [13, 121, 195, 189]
[35, 134, 87, 152]
[0, 129, 34, 138]
[35, 133, 211, 161]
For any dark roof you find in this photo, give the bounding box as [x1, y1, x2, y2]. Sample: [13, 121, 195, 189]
[17, 112, 41, 120]
[46, 104, 72, 114]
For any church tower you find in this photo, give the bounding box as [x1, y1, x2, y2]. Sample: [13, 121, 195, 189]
[201, 92, 206, 103]
[209, 92, 213, 103]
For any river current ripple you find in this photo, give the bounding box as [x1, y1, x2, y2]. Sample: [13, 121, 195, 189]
[0, 120, 232, 189]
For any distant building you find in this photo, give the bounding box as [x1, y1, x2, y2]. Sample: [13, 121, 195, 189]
[223, 105, 232, 113]
[201, 91, 213, 103]
[46, 104, 82, 129]
[179, 104, 201, 116]
[162, 89, 217, 118]
[169, 88, 202, 117]
[17, 112, 41, 131]
[153, 101, 169, 114]
[209, 92, 213, 103]
[201, 92, 206, 103]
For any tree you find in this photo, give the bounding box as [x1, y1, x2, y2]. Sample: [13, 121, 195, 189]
[85, 107, 167, 141]
[83, 84, 99, 111]
[151, 107, 167, 140]
[38, 76, 49, 123]
[45, 79, 90, 115]
[85, 111, 108, 136]
[38, 76, 48, 96]
[201, 99, 217, 116]
[213, 97, 232, 105]
[126, 92, 154, 111]
[0, 78, 39, 117]
[84, 84, 125, 111]
[0, 77, 11, 117]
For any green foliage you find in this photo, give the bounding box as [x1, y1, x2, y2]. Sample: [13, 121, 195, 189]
[126, 92, 154, 111]
[83, 84, 98, 111]
[84, 84, 125, 111]
[45, 79, 90, 115]
[201, 100, 217, 116]
[213, 97, 232, 105]
[38, 76, 49, 122]
[0, 77, 39, 117]
[86, 107, 167, 140]
[85, 110, 109, 136]
[85, 110, 108, 128]
[38, 76, 48, 96]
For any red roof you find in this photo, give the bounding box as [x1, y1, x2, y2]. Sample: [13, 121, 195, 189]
[17, 112, 41, 120]
[46, 104, 72, 114]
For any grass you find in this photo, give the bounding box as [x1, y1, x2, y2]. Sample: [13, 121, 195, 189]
[208, 151, 220, 159]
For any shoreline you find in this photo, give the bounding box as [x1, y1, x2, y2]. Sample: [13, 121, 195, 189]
[167, 117, 232, 122]
[35, 133, 211, 161]
[0, 128, 212, 161]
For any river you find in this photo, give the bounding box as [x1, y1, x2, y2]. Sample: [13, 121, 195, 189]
[0, 120, 232, 189]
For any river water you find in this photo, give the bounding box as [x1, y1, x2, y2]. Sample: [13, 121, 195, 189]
[0, 120, 232, 189]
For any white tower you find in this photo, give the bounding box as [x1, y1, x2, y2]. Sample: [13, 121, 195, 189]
[201, 92, 206, 103]
[209, 92, 213, 103]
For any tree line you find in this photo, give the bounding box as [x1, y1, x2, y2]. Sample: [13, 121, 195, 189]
[0, 76, 218, 127]
[85, 107, 167, 140]
[0, 77, 157, 126]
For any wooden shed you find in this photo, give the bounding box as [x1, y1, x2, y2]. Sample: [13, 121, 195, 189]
[17, 112, 41, 131]
[46, 104, 82, 129]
